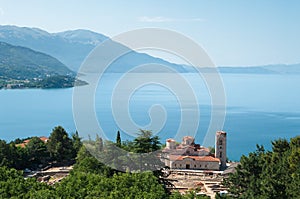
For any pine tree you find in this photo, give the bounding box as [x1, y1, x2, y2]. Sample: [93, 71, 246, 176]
[47, 126, 73, 161]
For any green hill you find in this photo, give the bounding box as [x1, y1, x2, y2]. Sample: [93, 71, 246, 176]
[0, 41, 74, 79]
[0, 41, 80, 89]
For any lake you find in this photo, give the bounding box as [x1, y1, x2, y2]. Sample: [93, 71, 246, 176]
[1, 73, 300, 160]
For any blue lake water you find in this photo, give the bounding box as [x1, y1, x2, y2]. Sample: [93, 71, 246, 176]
[0, 73, 300, 160]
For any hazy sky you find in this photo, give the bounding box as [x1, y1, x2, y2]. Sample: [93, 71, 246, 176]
[0, 0, 299, 66]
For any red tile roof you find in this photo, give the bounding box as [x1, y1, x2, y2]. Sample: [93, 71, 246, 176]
[16, 143, 26, 148]
[166, 138, 176, 142]
[169, 155, 220, 162]
[15, 136, 49, 148]
[39, 136, 49, 142]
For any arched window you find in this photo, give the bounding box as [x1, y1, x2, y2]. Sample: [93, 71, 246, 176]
[219, 139, 223, 145]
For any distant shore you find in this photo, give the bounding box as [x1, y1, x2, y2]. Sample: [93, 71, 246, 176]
[0, 76, 87, 89]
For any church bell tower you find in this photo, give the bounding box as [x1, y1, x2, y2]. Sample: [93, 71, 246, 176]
[215, 131, 227, 169]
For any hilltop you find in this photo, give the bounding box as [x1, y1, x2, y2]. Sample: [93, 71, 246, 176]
[0, 25, 108, 71]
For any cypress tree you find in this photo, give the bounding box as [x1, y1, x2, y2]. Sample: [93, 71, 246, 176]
[116, 131, 121, 147]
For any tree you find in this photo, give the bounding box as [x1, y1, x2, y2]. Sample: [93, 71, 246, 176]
[26, 137, 48, 166]
[47, 126, 73, 161]
[118, 129, 163, 171]
[133, 129, 161, 153]
[116, 130, 121, 148]
[0, 140, 20, 169]
[224, 145, 267, 198]
[121, 140, 135, 152]
[74, 145, 114, 176]
[71, 131, 82, 157]
[13, 145, 28, 170]
[0, 140, 13, 167]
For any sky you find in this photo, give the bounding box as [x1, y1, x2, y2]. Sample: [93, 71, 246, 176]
[0, 0, 299, 66]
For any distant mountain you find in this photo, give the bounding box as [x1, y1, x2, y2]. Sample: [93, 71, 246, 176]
[0, 25, 190, 73]
[261, 64, 300, 74]
[1, 25, 299, 75]
[0, 41, 80, 89]
[0, 25, 108, 71]
[54, 29, 108, 45]
[218, 64, 300, 74]
[218, 66, 277, 74]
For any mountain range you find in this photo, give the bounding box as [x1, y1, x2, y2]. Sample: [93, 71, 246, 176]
[218, 64, 300, 74]
[0, 25, 190, 73]
[0, 25, 299, 76]
[0, 25, 108, 71]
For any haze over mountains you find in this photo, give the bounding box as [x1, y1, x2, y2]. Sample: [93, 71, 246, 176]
[0, 25, 299, 75]
[218, 64, 300, 74]
[0, 25, 107, 71]
[0, 25, 190, 73]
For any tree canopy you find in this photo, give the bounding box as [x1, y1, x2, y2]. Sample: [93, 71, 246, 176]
[224, 136, 300, 198]
[2, 126, 299, 198]
[122, 129, 161, 153]
[47, 126, 74, 161]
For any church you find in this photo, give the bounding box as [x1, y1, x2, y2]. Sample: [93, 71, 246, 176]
[162, 131, 227, 171]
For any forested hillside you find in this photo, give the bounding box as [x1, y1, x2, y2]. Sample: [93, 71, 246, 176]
[0, 42, 84, 89]
[1, 126, 299, 198]
[0, 127, 209, 199]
